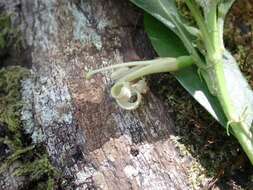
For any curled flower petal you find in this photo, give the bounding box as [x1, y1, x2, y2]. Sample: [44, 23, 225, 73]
[111, 82, 143, 110]
[115, 92, 142, 110]
[111, 82, 132, 100]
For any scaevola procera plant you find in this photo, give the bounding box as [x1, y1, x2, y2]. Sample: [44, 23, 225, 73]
[87, 0, 253, 165]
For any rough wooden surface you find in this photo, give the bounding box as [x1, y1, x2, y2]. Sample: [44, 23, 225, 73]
[0, 0, 198, 189]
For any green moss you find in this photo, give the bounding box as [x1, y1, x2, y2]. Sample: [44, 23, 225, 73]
[0, 146, 35, 173]
[0, 67, 58, 190]
[15, 154, 58, 190]
[0, 67, 29, 149]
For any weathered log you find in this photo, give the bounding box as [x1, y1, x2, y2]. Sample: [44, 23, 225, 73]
[0, 0, 206, 189]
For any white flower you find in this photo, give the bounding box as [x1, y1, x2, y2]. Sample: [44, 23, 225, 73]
[111, 79, 148, 110]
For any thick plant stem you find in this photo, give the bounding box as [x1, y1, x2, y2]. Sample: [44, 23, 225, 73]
[213, 57, 235, 119]
[209, 24, 253, 164]
[87, 56, 194, 82]
[189, 0, 253, 164]
[119, 56, 194, 82]
[213, 56, 253, 164]
[185, 0, 214, 53]
[232, 124, 253, 164]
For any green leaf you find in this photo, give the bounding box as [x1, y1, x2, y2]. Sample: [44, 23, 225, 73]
[130, 0, 202, 64]
[144, 13, 188, 57]
[144, 13, 227, 126]
[130, 0, 179, 33]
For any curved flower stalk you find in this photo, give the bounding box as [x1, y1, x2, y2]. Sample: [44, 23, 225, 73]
[87, 56, 194, 110]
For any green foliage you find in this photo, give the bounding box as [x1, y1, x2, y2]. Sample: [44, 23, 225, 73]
[130, 0, 253, 165]
[130, 0, 201, 64]
[144, 13, 227, 126]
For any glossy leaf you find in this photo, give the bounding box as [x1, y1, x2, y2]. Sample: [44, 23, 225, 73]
[144, 13, 188, 57]
[144, 14, 227, 126]
[130, 0, 202, 64]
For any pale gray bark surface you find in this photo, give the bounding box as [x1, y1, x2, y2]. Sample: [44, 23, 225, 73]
[0, 0, 199, 189]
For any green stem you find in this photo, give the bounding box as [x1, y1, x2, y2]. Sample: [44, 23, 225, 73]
[207, 1, 219, 51]
[217, 17, 225, 49]
[202, 42, 253, 165]
[232, 123, 253, 164]
[86, 58, 176, 79]
[119, 56, 194, 82]
[214, 59, 253, 164]
[188, 0, 253, 164]
[212, 57, 238, 127]
[185, 0, 214, 53]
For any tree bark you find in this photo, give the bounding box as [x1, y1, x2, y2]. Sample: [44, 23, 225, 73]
[1, 0, 200, 189]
